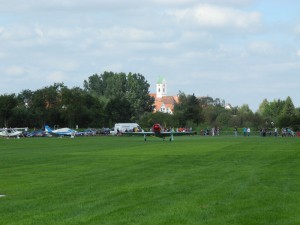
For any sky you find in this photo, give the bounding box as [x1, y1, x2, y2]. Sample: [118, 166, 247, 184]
[1, 0, 300, 111]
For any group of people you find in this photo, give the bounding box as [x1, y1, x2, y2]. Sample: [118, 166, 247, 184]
[243, 127, 251, 136]
[233, 127, 251, 136]
[260, 128, 276, 137]
[259, 127, 296, 137]
[200, 127, 220, 136]
[281, 127, 295, 137]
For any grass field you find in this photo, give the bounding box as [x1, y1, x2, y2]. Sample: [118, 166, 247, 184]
[0, 135, 299, 225]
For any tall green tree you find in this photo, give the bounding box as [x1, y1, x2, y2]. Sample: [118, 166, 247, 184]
[84, 71, 154, 121]
[215, 111, 232, 127]
[83, 74, 103, 96]
[11, 90, 36, 127]
[258, 99, 269, 117]
[174, 92, 202, 126]
[278, 96, 298, 127]
[83, 71, 126, 98]
[31, 83, 65, 127]
[237, 104, 256, 127]
[60, 87, 105, 127]
[186, 94, 202, 125]
[258, 98, 286, 126]
[105, 97, 133, 126]
[60, 87, 87, 127]
[0, 94, 18, 127]
[125, 73, 154, 119]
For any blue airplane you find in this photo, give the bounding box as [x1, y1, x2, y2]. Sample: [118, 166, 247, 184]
[45, 125, 77, 137]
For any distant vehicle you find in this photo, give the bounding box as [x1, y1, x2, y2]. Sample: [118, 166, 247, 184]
[76, 129, 97, 136]
[111, 123, 143, 135]
[125, 123, 196, 141]
[100, 128, 110, 135]
[0, 128, 22, 138]
[45, 125, 77, 137]
[27, 130, 48, 137]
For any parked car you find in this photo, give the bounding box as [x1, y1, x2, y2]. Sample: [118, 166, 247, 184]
[110, 128, 115, 135]
[27, 130, 47, 137]
[76, 128, 97, 136]
[100, 128, 111, 135]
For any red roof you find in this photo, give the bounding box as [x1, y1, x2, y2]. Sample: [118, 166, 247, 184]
[150, 93, 177, 113]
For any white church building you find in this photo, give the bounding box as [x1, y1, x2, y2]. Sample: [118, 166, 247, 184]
[150, 77, 178, 114]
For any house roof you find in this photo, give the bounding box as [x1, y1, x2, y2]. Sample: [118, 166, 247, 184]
[150, 93, 178, 113]
[160, 96, 176, 105]
[150, 93, 157, 99]
[153, 101, 163, 111]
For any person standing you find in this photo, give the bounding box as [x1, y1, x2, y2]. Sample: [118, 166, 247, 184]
[247, 127, 251, 136]
[234, 127, 238, 136]
[243, 127, 247, 136]
[274, 127, 278, 137]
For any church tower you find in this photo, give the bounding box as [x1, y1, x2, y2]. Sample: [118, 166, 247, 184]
[156, 77, 167, 98]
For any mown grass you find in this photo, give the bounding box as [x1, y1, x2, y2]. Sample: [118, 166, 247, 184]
[0, 135, 299, 225]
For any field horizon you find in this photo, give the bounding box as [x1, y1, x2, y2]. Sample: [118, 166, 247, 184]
[0, 135, 299, 225]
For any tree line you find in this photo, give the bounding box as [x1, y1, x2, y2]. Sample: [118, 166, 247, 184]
[0, 71, 299, 131]
[0, 72, 154, 129]
[139, 93, 300, 131]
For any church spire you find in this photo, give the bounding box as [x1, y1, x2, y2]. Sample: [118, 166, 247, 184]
[156, 76, 167, 98]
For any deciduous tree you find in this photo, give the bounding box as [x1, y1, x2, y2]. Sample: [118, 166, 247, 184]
[0, 94, 17, 127]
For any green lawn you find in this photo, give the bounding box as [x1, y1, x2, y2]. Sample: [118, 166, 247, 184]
[0, 135, 299, 225]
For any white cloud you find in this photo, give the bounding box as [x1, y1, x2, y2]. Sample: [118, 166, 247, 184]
[296, 25, 300, 34]
[158, 0, 258, 7]
[152, 0, 194, 5]
[44, 27, 81, 40]
[0, 0, 260, 13]
[34, 25, 44, 38]
[102, 63, 124, 72]
[168, 4, 262, 31]
[0, 0, 152, 12]
[0, 25, 33, 40]
[46, 71, 67, 83]
[95, 27, 156, 42]
[0, 52, 6, 59]
[247, 41, 277, 55]
[5, 66, 26, 76]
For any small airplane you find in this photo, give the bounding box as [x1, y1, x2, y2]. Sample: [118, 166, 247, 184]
[0, 128, 23, 138]
[45, 125, 77, 137]
[124, 124, 196, 141]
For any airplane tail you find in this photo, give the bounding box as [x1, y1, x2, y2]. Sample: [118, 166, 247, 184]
[45, 125, 53, 132]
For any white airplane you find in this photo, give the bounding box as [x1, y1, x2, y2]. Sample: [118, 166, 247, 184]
[0, 128, 23, 138]
[45, 125, 77, 137]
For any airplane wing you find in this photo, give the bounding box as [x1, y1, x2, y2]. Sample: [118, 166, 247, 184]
[123, 131, 154, 137]
[122, 123, 196, 141]
[124, 131, 196, 135]
[161, 131, 197, 136]
[124, 130, 196, 141]
[123, 131, 154, 141]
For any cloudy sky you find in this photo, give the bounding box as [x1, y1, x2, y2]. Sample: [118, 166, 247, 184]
[1, 0, 300, 111]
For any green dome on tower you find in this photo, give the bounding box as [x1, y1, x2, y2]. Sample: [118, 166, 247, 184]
[157, 76, 166, 84]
